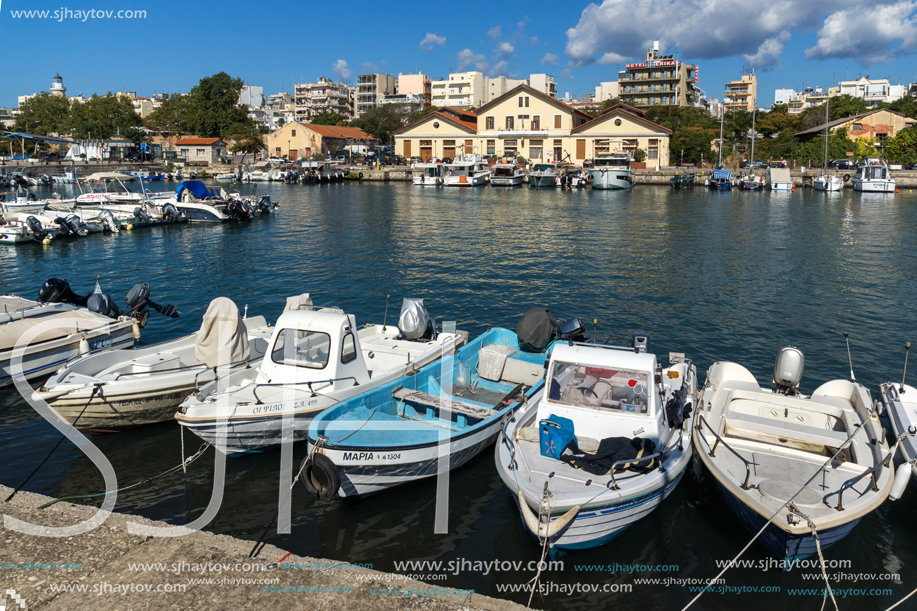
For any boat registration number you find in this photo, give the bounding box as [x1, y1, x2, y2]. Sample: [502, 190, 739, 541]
[341, 452, 400, 461]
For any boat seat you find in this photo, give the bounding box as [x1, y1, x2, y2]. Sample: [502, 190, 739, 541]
[392, 386, 493, 420]
[724, 411, 850, 449]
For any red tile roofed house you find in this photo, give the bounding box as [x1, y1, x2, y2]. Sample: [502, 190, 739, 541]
[393, 108, 478, 160]
[266, 122, 377, 160]
[572, 107, 673, 167]
[175, 137, 227, 165]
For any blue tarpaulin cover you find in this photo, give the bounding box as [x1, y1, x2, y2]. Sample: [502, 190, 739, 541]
[712, 170, 732, 180]
[175, 181, 217, 200]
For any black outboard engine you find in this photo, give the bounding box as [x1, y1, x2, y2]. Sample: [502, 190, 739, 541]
[241, 199, 257, 216]
[26, 216, 52, 242]
[38, 278, 89, 306]
[40, 175, 52, 186]
[556, 317, 588, 343]
[98, 209, 120, 233]
[226, 199, 251, 221]
[87, 292, 124, 318]
[62, 214, 88, 236]
[161, 203, 183, 223]
[124, 282, 181, 327]
[256, 195, 275, 213]
[133, 206, 152, 223]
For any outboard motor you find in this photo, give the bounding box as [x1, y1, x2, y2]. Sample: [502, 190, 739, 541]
[87, 292, 124, 318]
[124, 282, 181, 327]
[26, 216, 52, 242]
[38, 278, 89, 306]
[226, 199, 251, 221]
[517, 307, 558, 352]
[241, 199, 257, 216]
[133, 206, 152, 223]
[63, 214, 89, 236]
[161, 203, 183, 223]
[631, 331, 651, 354]
[773, 346, 804, 395]
[98, 209, 120, 233]
[256, 195, 275, 213]
[40, 175, 52, 186]
[399, 298, 437, 341]
[556, 318, 588, 343]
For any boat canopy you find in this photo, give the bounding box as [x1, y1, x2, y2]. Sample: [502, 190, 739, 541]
[768, 168, 791, 183]
[712, 170, 732, 180]
[176, 181, 219, 200]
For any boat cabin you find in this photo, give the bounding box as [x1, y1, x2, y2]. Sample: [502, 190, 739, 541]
[537, 344, 666, 444]
[593, 153, 631, 168]
[856, 158, 890, 181]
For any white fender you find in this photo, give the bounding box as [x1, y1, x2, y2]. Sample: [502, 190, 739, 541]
[891, 459, 916, 501]
[518, 491, 581, 539]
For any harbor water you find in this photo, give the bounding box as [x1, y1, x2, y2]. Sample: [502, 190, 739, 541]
[2, 182, 916, 610]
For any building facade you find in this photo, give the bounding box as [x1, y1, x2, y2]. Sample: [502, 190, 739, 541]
[617, 42, 699, 108]
[594, 81, 620, 104]
[239, 85, 265, 109]
[838, 77, 906, 106]
[294, 77, 354, 122]
[527, 74, 557, 98]
[431, 72, 487, 109]
[723, 73, 756, 112]
[397, 73, 432, 106]
[794, 109, 916, 144]
[174, 137, 227, 165]
[266, 122, 376, 160]
[355, 73, 397, 117]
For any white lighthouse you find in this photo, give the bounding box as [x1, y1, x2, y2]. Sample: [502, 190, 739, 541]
[50, 73, 66, 97]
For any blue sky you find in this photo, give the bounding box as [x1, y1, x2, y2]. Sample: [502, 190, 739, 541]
[3, 0, 916, 109]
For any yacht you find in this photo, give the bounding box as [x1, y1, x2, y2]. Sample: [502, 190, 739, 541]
[852, 158, 895, 193]
[412, 162, 446, 186]
[528, 162, 559, 188]
[588, 153, 634, 190]
[490, 159, 525, 186]
[443, 154, 491, 186]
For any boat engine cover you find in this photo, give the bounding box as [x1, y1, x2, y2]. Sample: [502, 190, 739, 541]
[774, 346, 804, 391]
[517, 307, 557, 352]
[399, 298, 434, 340]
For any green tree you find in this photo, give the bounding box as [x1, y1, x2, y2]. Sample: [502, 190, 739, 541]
[671, 127, 716, 165]
[633, 148, 647, 162]
[409, 105, 439, 123]
[186, 72, 253, 138]
[13, 93, 71, 135]
[888, 97, 917, 119]
[229, 134, 265, 155]
[68, 93, 142, 139]
[884, 127, 917, 164]
[351, 105, 408, 143]
[311, 112, 344, 125]
[145, 94, 192, 138]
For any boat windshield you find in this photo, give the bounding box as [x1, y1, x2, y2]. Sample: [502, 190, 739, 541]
[594, 157, 629, 168]
[424, 166, 440, 177]
[271, 329, 331, 369]
[532, 164, 555, 172]
[548, 362, 650, 415]
[493, 166, 516, 176]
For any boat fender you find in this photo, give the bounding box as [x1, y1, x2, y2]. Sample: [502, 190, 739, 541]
[132, 322, 141, 340]
[843, 174, 851, 183]
[125, 222, 133, 231]
[517, 491, 580, 538]
[358, 172, 364, 180]
[79, 336, 90, 355]
[303, 453, 340, 500]
[890, 459, 916, 501]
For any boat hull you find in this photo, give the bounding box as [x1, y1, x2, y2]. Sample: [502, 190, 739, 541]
[588, 169, 634, 190]
[852, 179, 895, 193]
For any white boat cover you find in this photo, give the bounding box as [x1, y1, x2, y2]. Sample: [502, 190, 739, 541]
[768, 168, 791, 183]
[0, 310, 115, 352]
[282, 293, 313, 312]
[399, 298, 430, 340]
[0, 296, 38, 313]
[194, 298, 250, 368]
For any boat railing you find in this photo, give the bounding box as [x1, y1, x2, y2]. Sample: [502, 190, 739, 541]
[835, 461, 884, 512]
[696, 414, 752, 489]
[118, 357, 256, 381]
[251, 376, 361, 404]
[606, 435, 682, 490]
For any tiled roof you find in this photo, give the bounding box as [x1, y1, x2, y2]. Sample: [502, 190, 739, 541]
[393, 108, 478, 135]
[572, 108, 672, 135]
[304, 124, 376, 140]
[175, 137, 222, 145]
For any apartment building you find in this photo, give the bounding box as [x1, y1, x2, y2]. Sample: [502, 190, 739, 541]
[838, 77, 906, 106]
[431, 71, 487, 109]
[617, 41, 700, 108]
[723, 73, 756, 112]
[355, 73, 397, 117]
[397, 73, 432, 106]
[294, 77, 354, 122]
[594, 81, 619, 103]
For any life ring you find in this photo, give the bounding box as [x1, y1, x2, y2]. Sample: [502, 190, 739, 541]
[843, 174, 851, 183]
[302, 453, 340, 500]
[358, 172, 364, 179]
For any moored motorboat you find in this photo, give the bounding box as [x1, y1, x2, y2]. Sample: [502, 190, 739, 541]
[852, 158, 895, 193]
[588, 153, 634, 190]
[708, 169, 732, 190]
[693, 348, 893, 562]
[490, 159, 525, 186]
[813, 174, 843, 192]
[35, 297, 272, 434]
[1, 189, 47, 214]
[412, 163, 446, 186]
[306, 326, 547, 499]
[176, 298, 466, 455]
[879, 382, 917, 490]
[443, 154, 491, 186]
[528, 162, 558, 188]
[769, 168, 794, 191]
[497, 331, 696, 549]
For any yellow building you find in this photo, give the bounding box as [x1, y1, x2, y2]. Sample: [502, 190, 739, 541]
[724, 73, 756, 112]
[393, 108, 478, 160]
[266, 122, 376, 160]
[572, 104, 673, 166]
[794, 109, 916, 143]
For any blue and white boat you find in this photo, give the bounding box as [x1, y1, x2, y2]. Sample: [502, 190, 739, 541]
[693, 349, 893, 563]
[708, 169, 732, 190]
[306, 328, 548, 499]
[496, 335, 696, 550]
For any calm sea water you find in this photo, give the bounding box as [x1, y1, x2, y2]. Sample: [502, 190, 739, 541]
[2, 181, 916, 610]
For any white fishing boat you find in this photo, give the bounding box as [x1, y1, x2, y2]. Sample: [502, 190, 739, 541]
[214, 173, 238, 181]
[2, 210, 104, 237]
[35, 297, 272, 434]
[0, 215, 56, 244]
[166, 181, 252, 223]
[528, 162, 559, 188]
[768, 167, 794, 191]
[879, 382, 917, 491]
[412, 163, 446, 186]
[51, 169, 78, 184]
[693, 348, 893, 562]
[852, 158, 895, 193]
[176, 298, 465, 455]
[443, 154, 491, 187]
[588, 153, 634, 190]
[740, 174, 766, 190]
[496, 334, 696, 549]
[75, 174, 144, 206]
[490, 159, 525, 186]
[813, 95, 843, 192]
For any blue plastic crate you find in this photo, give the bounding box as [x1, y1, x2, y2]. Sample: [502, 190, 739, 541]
[540, 414, 575, 459]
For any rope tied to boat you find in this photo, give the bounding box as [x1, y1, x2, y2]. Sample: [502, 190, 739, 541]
[787, 503, 838, 611]
[525, 483, 553, 608]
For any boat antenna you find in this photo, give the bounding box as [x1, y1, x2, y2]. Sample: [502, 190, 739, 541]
[336, 289, 348, 311]
[593, 318, 597, 343]
[844, 333, 856, 383]
[382, 294, 391, 332]
[902, 342, 911, 393]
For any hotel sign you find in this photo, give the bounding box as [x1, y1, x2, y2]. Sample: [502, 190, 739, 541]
[626, 60, 677, 68]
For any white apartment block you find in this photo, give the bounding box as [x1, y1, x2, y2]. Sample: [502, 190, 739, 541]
[294, 77, 354, 121]
[355, 73, 397, 117]
[593, 81, 619, 103]
[838, 77, 906, 106]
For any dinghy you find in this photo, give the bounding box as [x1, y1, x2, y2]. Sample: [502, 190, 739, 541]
[693, 348, 893, 562]
[496, 332, 696, 549]
[35, 297, 272, 433]
[176, 298, 465, 455]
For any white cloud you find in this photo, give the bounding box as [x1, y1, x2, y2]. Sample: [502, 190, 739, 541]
[744, 31, 791, 69]
[419, 32, 446, 51]
[487, 26, 501, 40]
[561, 0, 908, 66]
[495, 41, 516, 60]
[530, 36, 539, 46]
[561, 68, 576, 81]
[457, 48, 489, 72]
[332, 59, 352, 80]
[597, 52, 628, 65]
[360, 61, 377, 72]
[806, 1, 917, 63]
[542, 52, 559, 65]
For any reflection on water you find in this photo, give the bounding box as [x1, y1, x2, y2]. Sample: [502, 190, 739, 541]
[2, 183, 917, 610]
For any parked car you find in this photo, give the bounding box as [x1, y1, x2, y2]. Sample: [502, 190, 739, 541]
[827, 159, 857, 170]
[127, 151, 152, 162]
[268, 155, 284, 163]
[739, 159, 769, 169]
[906, 163, 917, 170]
[582, 159, 594, 168]
[41, 153, 60, 161]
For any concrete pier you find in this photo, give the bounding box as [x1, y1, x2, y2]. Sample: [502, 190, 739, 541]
[0, 484, 530, 611]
